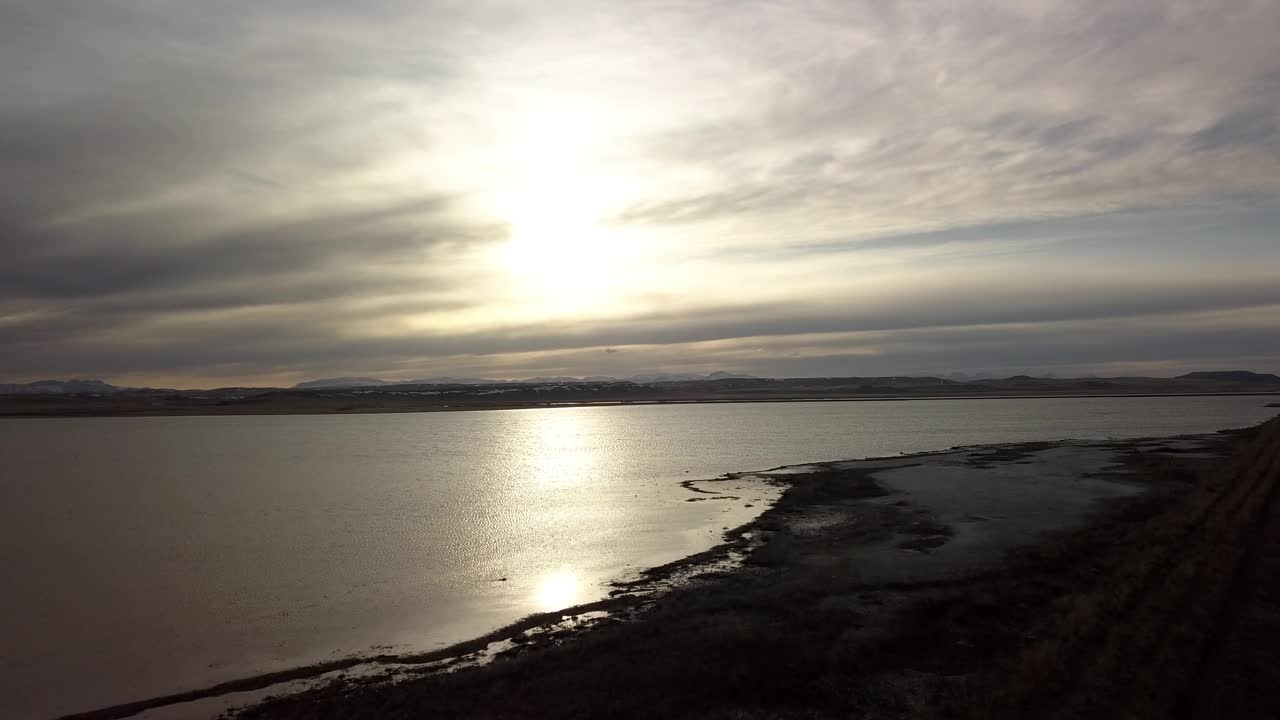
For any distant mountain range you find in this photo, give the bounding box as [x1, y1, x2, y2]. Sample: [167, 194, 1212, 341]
[291, 371, 757, 389]
[1175, 371, 1280, 384]
[3, 370, 1279, 396]
[0, 372, 759, 395]
[0, 379, 127, 395]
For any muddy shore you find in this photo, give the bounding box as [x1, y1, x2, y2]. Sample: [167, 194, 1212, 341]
[63, 418, 1280, 720]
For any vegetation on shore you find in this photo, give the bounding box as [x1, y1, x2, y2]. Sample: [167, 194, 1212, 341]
[5, 374, 1280, 418]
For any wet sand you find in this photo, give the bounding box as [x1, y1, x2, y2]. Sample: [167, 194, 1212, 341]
[61, 417, 1280, 719]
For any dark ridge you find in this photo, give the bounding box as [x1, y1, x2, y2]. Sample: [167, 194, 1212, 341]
[1178, 371, 1280, 384]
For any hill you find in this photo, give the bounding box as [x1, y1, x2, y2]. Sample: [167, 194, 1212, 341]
[0, 379, 125, 395]
[1178, 371, 1280, 384]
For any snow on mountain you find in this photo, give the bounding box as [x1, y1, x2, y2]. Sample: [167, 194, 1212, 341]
[291, 371, 758, 389]
[292, 377, 394, 389]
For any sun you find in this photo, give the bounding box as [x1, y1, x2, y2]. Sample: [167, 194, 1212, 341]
[495, 186, 621, 313]
[481, 104, 646, 316]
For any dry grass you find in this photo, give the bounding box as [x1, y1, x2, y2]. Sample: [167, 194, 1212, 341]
[932, 420, 1280, 719]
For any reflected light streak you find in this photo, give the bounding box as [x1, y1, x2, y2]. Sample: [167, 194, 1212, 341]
[524, 409, 599, 488]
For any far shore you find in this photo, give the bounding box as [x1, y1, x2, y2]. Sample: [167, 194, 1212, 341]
[62, 414, 1280, 720]
[5, 389, 1280, 420]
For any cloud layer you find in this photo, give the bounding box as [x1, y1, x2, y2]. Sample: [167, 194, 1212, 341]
[3, 0, 1278, 385]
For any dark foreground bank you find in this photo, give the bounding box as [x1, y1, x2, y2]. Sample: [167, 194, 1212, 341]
[61, 416, 1280, 720]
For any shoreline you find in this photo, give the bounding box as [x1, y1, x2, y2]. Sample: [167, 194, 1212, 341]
[58, 422, 1275, 720]
[6, 390, 1280, 420]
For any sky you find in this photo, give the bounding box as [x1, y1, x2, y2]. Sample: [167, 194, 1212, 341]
[2, 0, 1279, 387]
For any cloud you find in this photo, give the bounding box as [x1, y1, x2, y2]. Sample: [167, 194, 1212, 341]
[6, 261, 1278, 384]
[613, 1, 1280, 240]
[1, 0, 1278, 385]
[1190, 106, 1280, 152]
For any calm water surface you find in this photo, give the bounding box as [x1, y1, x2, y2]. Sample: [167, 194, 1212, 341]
[1, 396, 1275, 718]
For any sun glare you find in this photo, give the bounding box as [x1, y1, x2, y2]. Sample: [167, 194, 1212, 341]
[535, 568, 582, 612]
[498, 185, 615, 309]
[484, 104, 647, 316]
[510, 407, 601, 489]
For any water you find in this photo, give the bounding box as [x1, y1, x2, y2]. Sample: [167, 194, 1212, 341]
[0, 396, 1274, 719]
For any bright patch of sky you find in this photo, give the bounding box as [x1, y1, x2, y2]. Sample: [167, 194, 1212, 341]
[2, 0, 1278, 386]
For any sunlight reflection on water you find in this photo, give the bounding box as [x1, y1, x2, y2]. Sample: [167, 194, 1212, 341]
[535, 568, 582, 612]
[524, 407, 597, 488]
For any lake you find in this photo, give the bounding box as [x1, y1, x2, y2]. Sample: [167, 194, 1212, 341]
[1, 395, 1275, 719]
